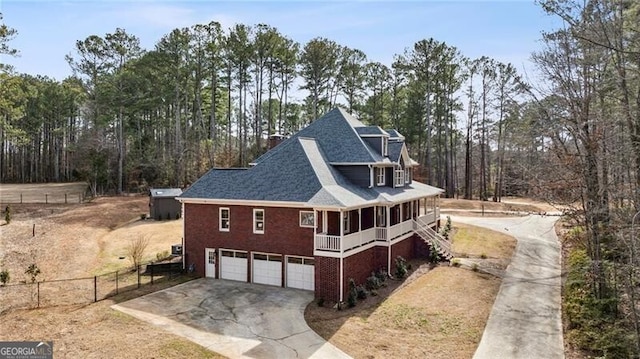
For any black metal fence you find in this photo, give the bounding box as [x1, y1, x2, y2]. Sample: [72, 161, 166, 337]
[0, 262, 185, 313]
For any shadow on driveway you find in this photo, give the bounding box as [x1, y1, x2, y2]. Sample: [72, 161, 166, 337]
[112, 278, 351, 359]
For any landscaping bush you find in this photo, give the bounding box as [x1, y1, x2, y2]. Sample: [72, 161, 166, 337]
[395, 256, 408, 278]
[375, 269, 388, 282]
[366, 272, 383, 290]
[316, 297, 325, 307]
[347, 278, 358, 308]
[356, 284, 367, 300]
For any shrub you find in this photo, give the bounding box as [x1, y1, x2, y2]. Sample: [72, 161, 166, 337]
[347, 278, 358, 308]
[395, 256, 408, 278]
[471, 263, 479, 272]
[451, 259, 461, 267]
[155, 250, 170, 262]
[316, 297, 325, 307]
[356, 284, 367, 300]
[140, 213, 147, 220]
[0, 269, 9, 285]
[366, 272, 383, 290]
[480, 253, 487, 259]
[370, 290, 378, 297]
[375, 269, 388, 282]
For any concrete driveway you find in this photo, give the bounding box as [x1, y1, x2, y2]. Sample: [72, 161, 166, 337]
[449, 214, 565, 359]
[112, 279, 351, 359]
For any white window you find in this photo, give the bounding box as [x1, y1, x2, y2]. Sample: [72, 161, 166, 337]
[376, 206, 386, 227]
[382, 137, 388, 156]
[405, 168, 411, 183]
[342, 211, 351, 234]
[395, 169, 404, 187]
[300, 211, 315, 228]
[376, 167, 386, 186]
[253, 209, 265, 234]
[219, 207, 230, 231]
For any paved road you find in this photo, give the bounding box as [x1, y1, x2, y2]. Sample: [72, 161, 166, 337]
[450, 214, 565, 359]
[113, 279, 351, 359]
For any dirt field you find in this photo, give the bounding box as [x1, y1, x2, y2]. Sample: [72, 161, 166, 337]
[0, 183, 221, 358]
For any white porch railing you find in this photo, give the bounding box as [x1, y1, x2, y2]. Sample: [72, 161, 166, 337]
[387, 219, 414, 240]
[315, 234, 341, 251]
[418, 208, 440, 226]
[342, 227, 376, 251]
[315, 208, 441, 253]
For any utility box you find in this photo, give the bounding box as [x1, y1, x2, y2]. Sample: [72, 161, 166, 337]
[149, 188, 183, 220]
[171, 244, 183, 256]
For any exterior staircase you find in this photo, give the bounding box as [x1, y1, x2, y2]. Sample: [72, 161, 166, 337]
[413, 219, 453, 261]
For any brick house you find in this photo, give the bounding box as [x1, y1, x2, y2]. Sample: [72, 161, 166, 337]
[177, 108, 449, 302]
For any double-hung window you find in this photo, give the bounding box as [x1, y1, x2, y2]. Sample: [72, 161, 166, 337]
[376, 167, 386, 186]
[405, 168, 411, 184]
[219, 208, 230, 231]
[253, 209, 265, 234]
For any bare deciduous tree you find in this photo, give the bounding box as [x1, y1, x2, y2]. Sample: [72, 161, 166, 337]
[127, 235, 150, 268]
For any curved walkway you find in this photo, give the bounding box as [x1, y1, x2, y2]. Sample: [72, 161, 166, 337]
[112, 279, 351, 359]
[449, 214, 565, 359]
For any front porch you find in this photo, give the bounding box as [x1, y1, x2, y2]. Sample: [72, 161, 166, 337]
[314, 197, 439, 255]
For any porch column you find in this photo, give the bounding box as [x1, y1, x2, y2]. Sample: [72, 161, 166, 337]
[323, 211, 328, 233]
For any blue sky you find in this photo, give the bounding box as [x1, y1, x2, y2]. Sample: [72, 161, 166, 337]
[1, 0, 561, 82]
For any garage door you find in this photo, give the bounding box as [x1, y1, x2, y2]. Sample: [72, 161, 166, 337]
[286, 256, 315, 291]
[252, 253, 282, 286]
[219, 250, 248, 282]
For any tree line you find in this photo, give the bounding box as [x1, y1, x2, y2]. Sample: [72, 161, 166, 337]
[0, 13, 531, 202]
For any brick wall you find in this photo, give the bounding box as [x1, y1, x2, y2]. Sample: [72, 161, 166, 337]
[391, 235, 414, 262]
[183, 203, 315, 278]
[315, 256, 339, 302]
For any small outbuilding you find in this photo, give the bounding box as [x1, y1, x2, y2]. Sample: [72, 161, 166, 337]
[149, 188, 183, 220]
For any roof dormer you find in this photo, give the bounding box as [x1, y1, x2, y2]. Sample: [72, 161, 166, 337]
[355, 126, 390, 157]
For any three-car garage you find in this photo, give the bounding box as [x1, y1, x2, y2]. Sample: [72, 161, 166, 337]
[207, 248, 314, 291]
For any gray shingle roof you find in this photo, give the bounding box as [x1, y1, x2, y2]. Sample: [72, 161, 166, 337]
[385, 129, 405, 140]
[179, 107, 443, 207]
[253, 108, 382, 164]
[388, 142, 403, 163]
[150, 188, 183, 198]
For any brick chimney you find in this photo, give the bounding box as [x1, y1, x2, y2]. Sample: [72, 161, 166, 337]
[268, 134, 286, 150]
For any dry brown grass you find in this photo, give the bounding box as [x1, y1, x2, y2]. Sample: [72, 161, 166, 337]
[305, 263, 500, 359]
[0, 184, 223, 358]
[306, 215, 516, 359]
[451, 223, 516, 259]
[0, 279, 225, 359]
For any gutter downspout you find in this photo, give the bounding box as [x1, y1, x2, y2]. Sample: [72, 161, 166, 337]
[339, 209, 344, 303]
[387, 205, 392, 278]
[181, 202, 186, 271]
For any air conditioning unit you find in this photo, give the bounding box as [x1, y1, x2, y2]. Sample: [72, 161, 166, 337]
[171, 244, 183, 256]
